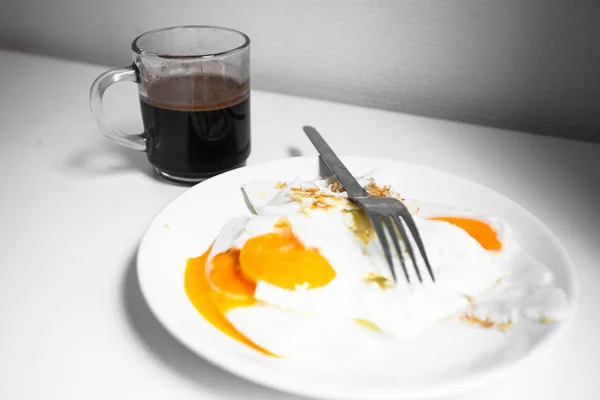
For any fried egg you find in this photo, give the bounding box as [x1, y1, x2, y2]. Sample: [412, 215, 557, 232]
[184, 170, 568, 358]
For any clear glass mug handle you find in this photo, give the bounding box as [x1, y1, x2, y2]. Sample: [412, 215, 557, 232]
[89, 66, 146, 151]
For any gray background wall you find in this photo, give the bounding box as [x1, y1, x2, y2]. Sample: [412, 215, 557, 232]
[1, 0, 599, 142]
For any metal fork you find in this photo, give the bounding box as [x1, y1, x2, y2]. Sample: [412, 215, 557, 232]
[303, 126, 435, 283]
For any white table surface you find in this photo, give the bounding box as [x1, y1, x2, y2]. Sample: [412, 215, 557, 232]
[1, 49, 599, 400]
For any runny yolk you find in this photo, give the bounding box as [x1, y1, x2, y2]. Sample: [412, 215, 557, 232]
[428, 216, 502, 251]
[240, 230, 336, 289]
[210, 249, 256, 298]
[184, 221, 336, 356]
[184, 247, 272, 355]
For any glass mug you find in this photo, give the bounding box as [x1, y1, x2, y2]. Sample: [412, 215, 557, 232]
[90, 26, 251, 183]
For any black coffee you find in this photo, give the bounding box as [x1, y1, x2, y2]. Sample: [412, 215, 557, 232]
[140, 73, 250, 181]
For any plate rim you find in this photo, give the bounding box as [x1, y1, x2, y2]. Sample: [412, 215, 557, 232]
[136, 155, 579, 400]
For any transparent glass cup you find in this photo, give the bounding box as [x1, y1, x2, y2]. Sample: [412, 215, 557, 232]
[90, 26, 251, 183]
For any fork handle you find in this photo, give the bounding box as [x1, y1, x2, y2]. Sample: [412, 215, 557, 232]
[303, 126, 368, 198]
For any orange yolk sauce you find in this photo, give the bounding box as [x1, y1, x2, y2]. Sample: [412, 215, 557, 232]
[427, 216, 502, 251]
[184, 219, 336, 356]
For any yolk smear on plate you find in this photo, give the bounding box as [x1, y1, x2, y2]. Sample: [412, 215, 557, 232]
[185, 247, 273, 356]
[428, 216, 502, 251]
[184, 219, 336, 356]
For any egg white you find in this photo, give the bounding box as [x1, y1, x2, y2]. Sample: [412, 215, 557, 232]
[205, 221, 500, 355]
[203, 170, 568, 357]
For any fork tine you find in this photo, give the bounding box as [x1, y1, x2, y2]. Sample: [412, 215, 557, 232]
[400, 212, 436, 282]
[370, 215, 397, 282]
[383, 216, 410, 283]
[391, 214, 422, 283]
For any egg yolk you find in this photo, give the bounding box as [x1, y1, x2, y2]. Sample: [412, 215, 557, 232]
[240, 231, 336, 290]
[428, 216, 502, 251]
[184, 221, 336, 356]
[184, 247, 271, 355]
[209, 249, 256, 298]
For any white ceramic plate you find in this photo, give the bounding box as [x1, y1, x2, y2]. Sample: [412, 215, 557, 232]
[137, 156, 578, 400]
